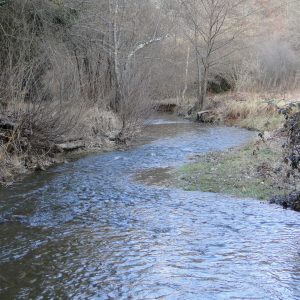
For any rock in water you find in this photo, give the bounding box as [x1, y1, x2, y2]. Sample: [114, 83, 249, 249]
[269, 192, 300, 212]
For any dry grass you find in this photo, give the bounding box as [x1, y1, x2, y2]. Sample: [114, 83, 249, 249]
[159, 92, 291, 131]
[204, 92, 290, 131]
[156, 91, 300, 132]
[0, 149, 24, 185]
[0, 100, 125, 185]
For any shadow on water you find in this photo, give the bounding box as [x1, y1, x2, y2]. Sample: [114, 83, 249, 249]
[0, 113, 300, 299]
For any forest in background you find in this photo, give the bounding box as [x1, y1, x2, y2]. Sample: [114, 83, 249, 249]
[0, 0, 300, 183]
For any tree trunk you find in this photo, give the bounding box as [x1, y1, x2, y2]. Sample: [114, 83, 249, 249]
[182, 46, 190, 102]
[199, 66, 208, 111]
[195, 48, 202, 110]
[113, 0, 121, 112]
[107, 0, 122, 113]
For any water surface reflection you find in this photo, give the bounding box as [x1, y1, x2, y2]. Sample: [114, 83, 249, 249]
[0, 114, 299, 299]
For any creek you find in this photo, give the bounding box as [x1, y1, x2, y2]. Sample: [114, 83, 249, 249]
[0, 114, 299, 299]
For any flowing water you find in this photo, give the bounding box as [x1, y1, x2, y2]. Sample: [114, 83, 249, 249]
[0, 114, 299, 300]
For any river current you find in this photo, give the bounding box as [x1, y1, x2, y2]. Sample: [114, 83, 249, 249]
[0, 114, 299, 299]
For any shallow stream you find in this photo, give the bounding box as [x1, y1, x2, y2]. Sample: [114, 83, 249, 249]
[0, 114, 299, 299]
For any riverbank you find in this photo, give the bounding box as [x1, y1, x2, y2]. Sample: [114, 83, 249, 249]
[0, 137, 119, 187]
[0, 107, 132, 186]
[135, 130, 300, 210]
[174, 92, 287, 131]
[148, 93, 300, 210]
[200, 93, 285, 131]
[135, 131, 297, 199]
[176, 92, 300, 209]
[176, 136, 296, 200]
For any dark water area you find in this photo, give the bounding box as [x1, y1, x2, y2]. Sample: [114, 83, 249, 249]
[0, 114, 299, 299]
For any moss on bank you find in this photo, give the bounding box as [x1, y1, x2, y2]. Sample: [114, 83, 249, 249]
[177, 140, 293, 200]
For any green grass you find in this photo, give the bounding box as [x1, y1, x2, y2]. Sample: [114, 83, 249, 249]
[177, 142, 290, 200]
[237, 114, 285, 132]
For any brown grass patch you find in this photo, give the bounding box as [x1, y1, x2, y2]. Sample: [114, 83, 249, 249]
[204, 92, 288, 131]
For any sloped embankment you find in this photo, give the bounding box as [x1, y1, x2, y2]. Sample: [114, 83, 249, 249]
[0, 108, 124, 185]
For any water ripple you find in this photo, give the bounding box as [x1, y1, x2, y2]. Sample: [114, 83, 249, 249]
[0, 116, 299, 299]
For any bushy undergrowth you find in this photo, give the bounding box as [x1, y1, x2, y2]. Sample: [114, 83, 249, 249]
[0, 0, 157, 184]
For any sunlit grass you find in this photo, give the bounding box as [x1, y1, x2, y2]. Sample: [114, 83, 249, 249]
[177, 142, 291, 200]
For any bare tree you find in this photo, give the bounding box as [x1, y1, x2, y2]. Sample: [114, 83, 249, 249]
[179, 0, 248, 110]
[78, 0, 171, 112]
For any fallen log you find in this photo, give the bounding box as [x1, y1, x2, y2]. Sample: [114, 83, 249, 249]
[197, 110, 215, 122]
[55, 140, 85, 152]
